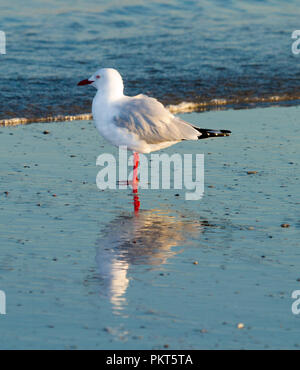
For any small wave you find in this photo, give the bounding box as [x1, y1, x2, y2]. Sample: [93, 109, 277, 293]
[167, 95, 299, 113]
[1, 94, 300, 126]
[0, 113, 92, 127]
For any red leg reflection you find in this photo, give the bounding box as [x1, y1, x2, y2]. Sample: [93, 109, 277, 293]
[133, 193, 140, 213]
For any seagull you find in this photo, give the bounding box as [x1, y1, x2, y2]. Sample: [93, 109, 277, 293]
[78, 68, 231, 189]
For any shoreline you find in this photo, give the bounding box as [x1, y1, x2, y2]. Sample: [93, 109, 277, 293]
[1, 94, 300, 127]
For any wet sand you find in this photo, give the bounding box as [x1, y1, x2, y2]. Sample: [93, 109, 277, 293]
[0, 105, 300, 349]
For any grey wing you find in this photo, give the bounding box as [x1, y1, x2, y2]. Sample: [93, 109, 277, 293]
[112, 95, 199, 144]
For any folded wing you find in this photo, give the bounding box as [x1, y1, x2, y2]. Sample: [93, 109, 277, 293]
[112, 94, 199, 144]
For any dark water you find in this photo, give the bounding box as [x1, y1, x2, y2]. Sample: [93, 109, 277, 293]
[1, 0, 300, 121]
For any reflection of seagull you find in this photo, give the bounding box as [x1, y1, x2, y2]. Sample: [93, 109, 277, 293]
[95, 209, 204, 312]
[78, 68, 231, 185]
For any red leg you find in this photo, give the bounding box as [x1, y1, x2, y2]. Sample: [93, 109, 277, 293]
[132, 152, 140, 213]
[132, 152, 139, 193]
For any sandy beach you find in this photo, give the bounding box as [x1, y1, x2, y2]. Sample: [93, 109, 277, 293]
[1, 105, 300, 349]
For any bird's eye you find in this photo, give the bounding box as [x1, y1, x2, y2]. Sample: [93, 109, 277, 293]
[96, 75, 100, 79]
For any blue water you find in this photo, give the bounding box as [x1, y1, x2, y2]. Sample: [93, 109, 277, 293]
[1, 0, 300, 120]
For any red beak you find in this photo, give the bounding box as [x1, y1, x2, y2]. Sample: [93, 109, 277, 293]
[77, 79, 93, 86]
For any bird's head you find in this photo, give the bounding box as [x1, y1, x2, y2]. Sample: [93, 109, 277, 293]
[77, 68, 124, 99]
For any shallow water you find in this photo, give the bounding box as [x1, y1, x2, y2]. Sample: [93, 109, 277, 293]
[0, 106, 300, 349]
[1, 0, 300, 121]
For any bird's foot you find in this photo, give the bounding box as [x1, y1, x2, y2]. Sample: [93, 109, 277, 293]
[117, 178, 139, 186]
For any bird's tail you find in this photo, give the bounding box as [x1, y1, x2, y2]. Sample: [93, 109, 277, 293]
[193, 127, 231, 140]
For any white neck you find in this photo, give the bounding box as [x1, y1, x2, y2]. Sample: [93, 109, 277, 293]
[95, 88, 124, 104]
[92, 88, 125, 125]
[96, 75, 125, 103]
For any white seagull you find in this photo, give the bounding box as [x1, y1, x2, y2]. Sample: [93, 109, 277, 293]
[78, 68, 231, 185]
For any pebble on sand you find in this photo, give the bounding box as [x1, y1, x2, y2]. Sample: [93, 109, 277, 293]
[103, 327, 113, 333]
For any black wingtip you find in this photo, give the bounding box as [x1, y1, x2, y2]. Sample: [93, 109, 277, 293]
[219, 129, 231, 135]
[193, 127, 232, 139]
